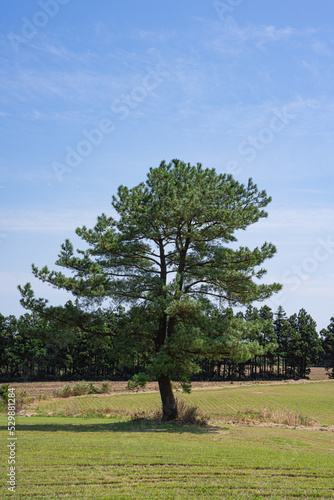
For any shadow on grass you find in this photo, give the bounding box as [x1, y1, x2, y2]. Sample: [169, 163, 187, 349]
[0, 422, 224, 434]
[0, 419, 225, 434]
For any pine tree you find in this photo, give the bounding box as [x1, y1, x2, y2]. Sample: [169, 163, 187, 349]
[288, 309, 323, 378]
[19, 160, 281, 420]
[274, 306, 293, 377]
[322, 317, 334, 378]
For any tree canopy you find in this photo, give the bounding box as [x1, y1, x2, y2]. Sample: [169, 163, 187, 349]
[19, 159, 282, 419]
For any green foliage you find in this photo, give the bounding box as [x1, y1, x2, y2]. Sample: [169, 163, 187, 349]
[287, 308, 323, 378]
[100, 381, 111, 393]
[127, 373, 151, 391]
[72, 382, 90, 396]
[16, 389, 31, 410]
[0, 304, 329, 383]
[131, 397, 208, 425]
[0, 383, 9, 408]
[322, 317, 334, 378]
[88, 383, 100, 394]
[0, 386, 32, 412]
[54, 384, 72, 398]
[53, 382, 105, 398]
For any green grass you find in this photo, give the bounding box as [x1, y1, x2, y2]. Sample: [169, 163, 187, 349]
[0, 416, 333, 499]
[1, 381, 333, 498]
[32, 381, 334, 426]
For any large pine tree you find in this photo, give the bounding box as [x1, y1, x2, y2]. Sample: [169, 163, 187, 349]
[19, 160, 281, 420]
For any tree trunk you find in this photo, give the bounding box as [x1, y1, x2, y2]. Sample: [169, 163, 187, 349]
[158, 374, 177, 421]
[277, 355, 280, 378]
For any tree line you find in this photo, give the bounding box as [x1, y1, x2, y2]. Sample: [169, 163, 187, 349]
[1, 305, 333, 382]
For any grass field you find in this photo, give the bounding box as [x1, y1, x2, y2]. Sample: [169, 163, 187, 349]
[24, 380, 334, 427]
[1, 380, 333, 498]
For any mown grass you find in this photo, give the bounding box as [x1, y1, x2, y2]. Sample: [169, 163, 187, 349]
[30, 381, 334, 426]
[1, 381, 333, 498]
[0, 416, 333, 499]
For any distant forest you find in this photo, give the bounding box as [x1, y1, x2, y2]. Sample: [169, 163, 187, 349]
[1, 305, 334, 382]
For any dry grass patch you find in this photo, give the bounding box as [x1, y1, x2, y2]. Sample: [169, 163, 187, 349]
[131, 397, 209, 426]
[234, 407, 320, 427]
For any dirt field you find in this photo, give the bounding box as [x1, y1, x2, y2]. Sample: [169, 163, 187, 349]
[308, 366, 330, 380]
[5, 367, 330, 398]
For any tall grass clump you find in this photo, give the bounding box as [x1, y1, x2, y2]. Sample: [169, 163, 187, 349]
[0, 385, 32, 412]
[235, 407, 320, 427]
[53, 381, 111, 398]
[100, 381, 111, 393]
[131, 397, 208, 426]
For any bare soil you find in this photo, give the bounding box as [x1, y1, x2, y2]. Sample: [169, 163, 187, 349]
[308, 366, 329, 380]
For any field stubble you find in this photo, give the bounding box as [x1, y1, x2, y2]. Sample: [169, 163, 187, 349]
[11, 378, 334, 432]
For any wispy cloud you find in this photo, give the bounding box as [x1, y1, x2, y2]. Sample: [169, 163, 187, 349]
[197, 16, 319, 58]
[225, 22, 299, 44]
[0, 68, 127, 103]
[20, 109, 88, 122]
[311, 40, 331, 55]
[0, 34, 167, 110]
[133, 28, 176, 44]
[254, 208, 334, 231]
[0, 209, 113, 233]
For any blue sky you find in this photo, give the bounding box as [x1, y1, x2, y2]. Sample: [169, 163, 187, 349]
[0, 0, 333, 331]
